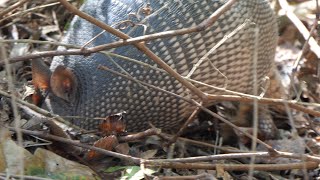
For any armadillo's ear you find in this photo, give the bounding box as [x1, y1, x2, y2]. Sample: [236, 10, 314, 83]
[50, 65, 78, 102]
[32, 59, 51, 105]
[32, 59, 51, 91]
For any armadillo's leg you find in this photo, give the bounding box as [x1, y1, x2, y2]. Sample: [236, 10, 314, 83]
[258, 67, 288, 139]
[258, 105, 279, 139]
[237, 66, 285, 139]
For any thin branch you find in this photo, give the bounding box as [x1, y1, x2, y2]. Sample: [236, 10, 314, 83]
[171, 134, 247, 153]
[0, 89, 83, 131]
[169, 104, 202, 144]
[207, 94, 320, 117]
[0, 39, 77, 48]
[278, 0, 320, 58]
[0, 173, 52, 180]
[118, 128, 162, 142]
[0, 38, 24, 176]
[159, 173, 214, 180]
[0, 0, 29, 18]
[144, 161, 318, 171]
[0, 1, 61, 25]
[7, 127, 141, 163]
[249, 26, 260, 178]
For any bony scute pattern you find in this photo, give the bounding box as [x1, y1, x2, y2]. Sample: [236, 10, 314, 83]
[45, 0, 278, 131]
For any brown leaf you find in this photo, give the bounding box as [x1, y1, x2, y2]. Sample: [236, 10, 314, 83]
[86, 135, 118, 160]
[99, 112, 126, 135]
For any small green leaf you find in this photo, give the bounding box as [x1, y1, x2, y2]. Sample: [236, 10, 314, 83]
[104, 166, 127, 173]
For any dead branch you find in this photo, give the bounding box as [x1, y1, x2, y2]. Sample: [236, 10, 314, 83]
[278, 0, 320, 58]
[0, 0, 29, 18]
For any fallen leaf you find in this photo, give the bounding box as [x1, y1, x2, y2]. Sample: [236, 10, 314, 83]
[86, 135, 118, 160]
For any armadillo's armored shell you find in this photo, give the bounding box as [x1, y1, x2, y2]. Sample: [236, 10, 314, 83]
[49, 0, 278, 131]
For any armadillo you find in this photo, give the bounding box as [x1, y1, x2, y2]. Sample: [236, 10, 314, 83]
[34, 0, 278, 132]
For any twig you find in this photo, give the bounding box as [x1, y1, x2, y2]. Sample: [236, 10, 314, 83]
[293, 20, 318, 70]
[0, 89, 83, 131]
[169, 104, 202, 144]
[144, 161, 318, 171]
[1, 48, 93, 65]
[0, 0, 29, 18]
[168, 134, 247, 153]
[7, 127, 142, 163]
[147, 151, 320, 163]
[249, 26, 260, 178]
[0, 39, 77, 48]
[186, 19, 251, 78]
[0, 173, 52, 180]
[278, 0, 320, 58]
[207, 94, 320, 117]
[2, 15, 244, 66]
[118, 128, 162, 142]
[0, 38, 24, 176]
[159, 173, 214, 180]
[0, 1, 62, 25]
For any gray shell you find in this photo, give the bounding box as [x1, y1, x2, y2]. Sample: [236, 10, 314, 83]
[49, 0, 278, 131]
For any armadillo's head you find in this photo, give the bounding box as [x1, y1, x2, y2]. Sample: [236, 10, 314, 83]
[32, 59, 81, 124]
